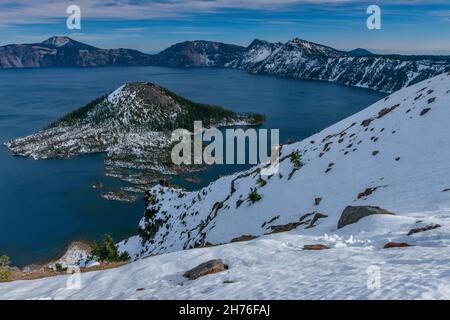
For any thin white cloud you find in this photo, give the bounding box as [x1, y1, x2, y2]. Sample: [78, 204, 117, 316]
[0, 0, 359, 25]
[0, 0, 443, 25]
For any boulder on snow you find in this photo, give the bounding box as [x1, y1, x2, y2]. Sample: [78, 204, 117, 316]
[183, 259, 228, 280]
[314, 197, 322, 206]
[337, 206, 395, 229]
[303, 244, 330, 251]
[384, 242, 411, 249]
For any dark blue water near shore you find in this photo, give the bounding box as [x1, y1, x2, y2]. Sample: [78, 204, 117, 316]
[0, 66, 384, 266]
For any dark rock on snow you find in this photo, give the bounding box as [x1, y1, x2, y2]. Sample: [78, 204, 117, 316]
[384, 242, 411, 249]
[183, 259, 229, 280]
[407, 224, 441, 236]
[269, 222, 302, 234]
[303, 244, 330, 251]
[337, 206, 395, 229]
[230, 235, 258, 243]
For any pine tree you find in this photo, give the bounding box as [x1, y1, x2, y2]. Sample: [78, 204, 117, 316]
[92, 235, 130, 263]
[290, 150, 302, 168]
[247, 188, 262, 204]
[0, 255, 11, 282]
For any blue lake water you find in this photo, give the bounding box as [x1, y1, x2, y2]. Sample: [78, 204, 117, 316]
[0, 66, 384, 266]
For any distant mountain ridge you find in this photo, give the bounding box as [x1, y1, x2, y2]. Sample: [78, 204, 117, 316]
[2, 36, 450, 93]
[348, 48, 374, 56]
[227, 38, 450, 93]
[0, 36, 153, 68]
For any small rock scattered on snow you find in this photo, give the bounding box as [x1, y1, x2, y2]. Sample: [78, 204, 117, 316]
[183, 259, 229, 280]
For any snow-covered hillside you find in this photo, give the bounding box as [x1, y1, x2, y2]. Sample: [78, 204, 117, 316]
[2, 73, 450, 300]
[120, 72, 450, 260]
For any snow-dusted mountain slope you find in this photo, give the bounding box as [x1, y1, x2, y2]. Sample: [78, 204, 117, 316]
[225, 39, 283, 69]
[119, 72, 450, 260]
[5, 82, 262, 188]
[233, 38, 450, 93]
[2, 73, 450, 300]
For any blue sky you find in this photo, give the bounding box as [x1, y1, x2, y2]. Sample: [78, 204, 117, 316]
[0, 0, 449, 54]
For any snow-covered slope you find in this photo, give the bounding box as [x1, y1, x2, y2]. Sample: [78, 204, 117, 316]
[120, 72, 450, 260]
[3, 224, 450, 300]
[2, 73, 450, 300]
[41, 36, 72, 48]
[225, 39, 283, 69]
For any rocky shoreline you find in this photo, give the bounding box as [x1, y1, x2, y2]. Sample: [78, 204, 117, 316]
[6, 240, 129, 282]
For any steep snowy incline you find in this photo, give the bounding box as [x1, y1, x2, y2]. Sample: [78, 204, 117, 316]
[120, 72, 450, 259]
